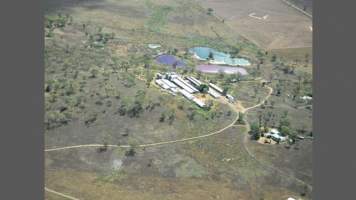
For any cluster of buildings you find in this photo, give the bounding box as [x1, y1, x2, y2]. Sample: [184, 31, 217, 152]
[263, 128, 287, 142]
[155, 72, 234, 108]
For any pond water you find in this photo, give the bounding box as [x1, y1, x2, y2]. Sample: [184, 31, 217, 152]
[197, 64, 248, 75]
[155, 54, 186, 67]
[189, 47, 251, 66]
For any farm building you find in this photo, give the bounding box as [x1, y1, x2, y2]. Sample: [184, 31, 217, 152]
[192, 98, 206, 107]
[155, 72, 224, 108]
[208, 88, 221, 98]
[179, 89, 194, 100]
[209, 83, 224, 94]
[155, 79, 170, 90]
[171, 78, 196, 93]
[176, 76, 199, 93]
[186, 76, 202, 87]
[162, 79, 177, 88]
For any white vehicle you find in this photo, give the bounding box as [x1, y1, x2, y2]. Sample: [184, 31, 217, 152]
[226, 94, 235, 102]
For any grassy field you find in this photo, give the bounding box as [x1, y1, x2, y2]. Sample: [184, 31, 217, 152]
[45, 0, 312, 199]
[195, 0, 312, 50]
[46, 126, 308, 200]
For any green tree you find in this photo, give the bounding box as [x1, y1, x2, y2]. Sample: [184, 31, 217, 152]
[120, 61, 129, 72]
[218, 70, 225, 79]
[196, 71, 202, 80]
[206, 100, 214, 110]
[198, 84, 209, 93]
[159, 112, 166, 122]
[168, 110, 176, 125]
[207, 8, 214, 15]
[305, 53, 310, 63]
[146, 72, 154, 88]
[222, 86, 229, 96]
[250, 122, 260, 140]
[237, 112, 245, 124]
[280, 125, 290, 136]
[279, 111, 290, 130]
[90, 68, 99, 78]
[208, 52, 214, 60]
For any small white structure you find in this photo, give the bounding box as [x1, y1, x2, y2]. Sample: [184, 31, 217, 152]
[156, 73, 163, 79]
[155, 79, 170, 90]
[209, 83, 224, 94]
[226, 94, 235, 102]
[265, 128, 287, 142]
[148, 44, 161, 49]
[301, 96, 312, 100]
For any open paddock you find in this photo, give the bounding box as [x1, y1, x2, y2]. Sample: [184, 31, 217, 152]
[195, 0, 312, 50]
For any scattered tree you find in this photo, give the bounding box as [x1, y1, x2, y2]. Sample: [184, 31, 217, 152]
[159, 112, 166, 122]
[198, 84, 209, 93]
[250, 122, 261, 140]
[237, 112, 245, 124]
[207, 8, 214, 15]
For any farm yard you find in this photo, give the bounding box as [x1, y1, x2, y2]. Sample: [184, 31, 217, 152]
[45, 0, 312, 199]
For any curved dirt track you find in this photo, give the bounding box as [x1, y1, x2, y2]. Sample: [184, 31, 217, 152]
[45, 187, 80, 200]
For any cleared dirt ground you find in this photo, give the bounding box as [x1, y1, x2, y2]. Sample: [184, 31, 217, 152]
[195, 0, 312, 50]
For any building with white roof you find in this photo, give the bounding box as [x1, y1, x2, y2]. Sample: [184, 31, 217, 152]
[172, 78, 195, 93]
[162, 79, 177, 88]
[155, 79, 170, 90]
[176, 76, 199, 93]
[179, 89, 194, 100]
[155, 73, 213, 108]
[208, 88, 221, 98]
[192, 98, 206, 107]
[209, 83, 224, 94]
[186, 76, 202, 87]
